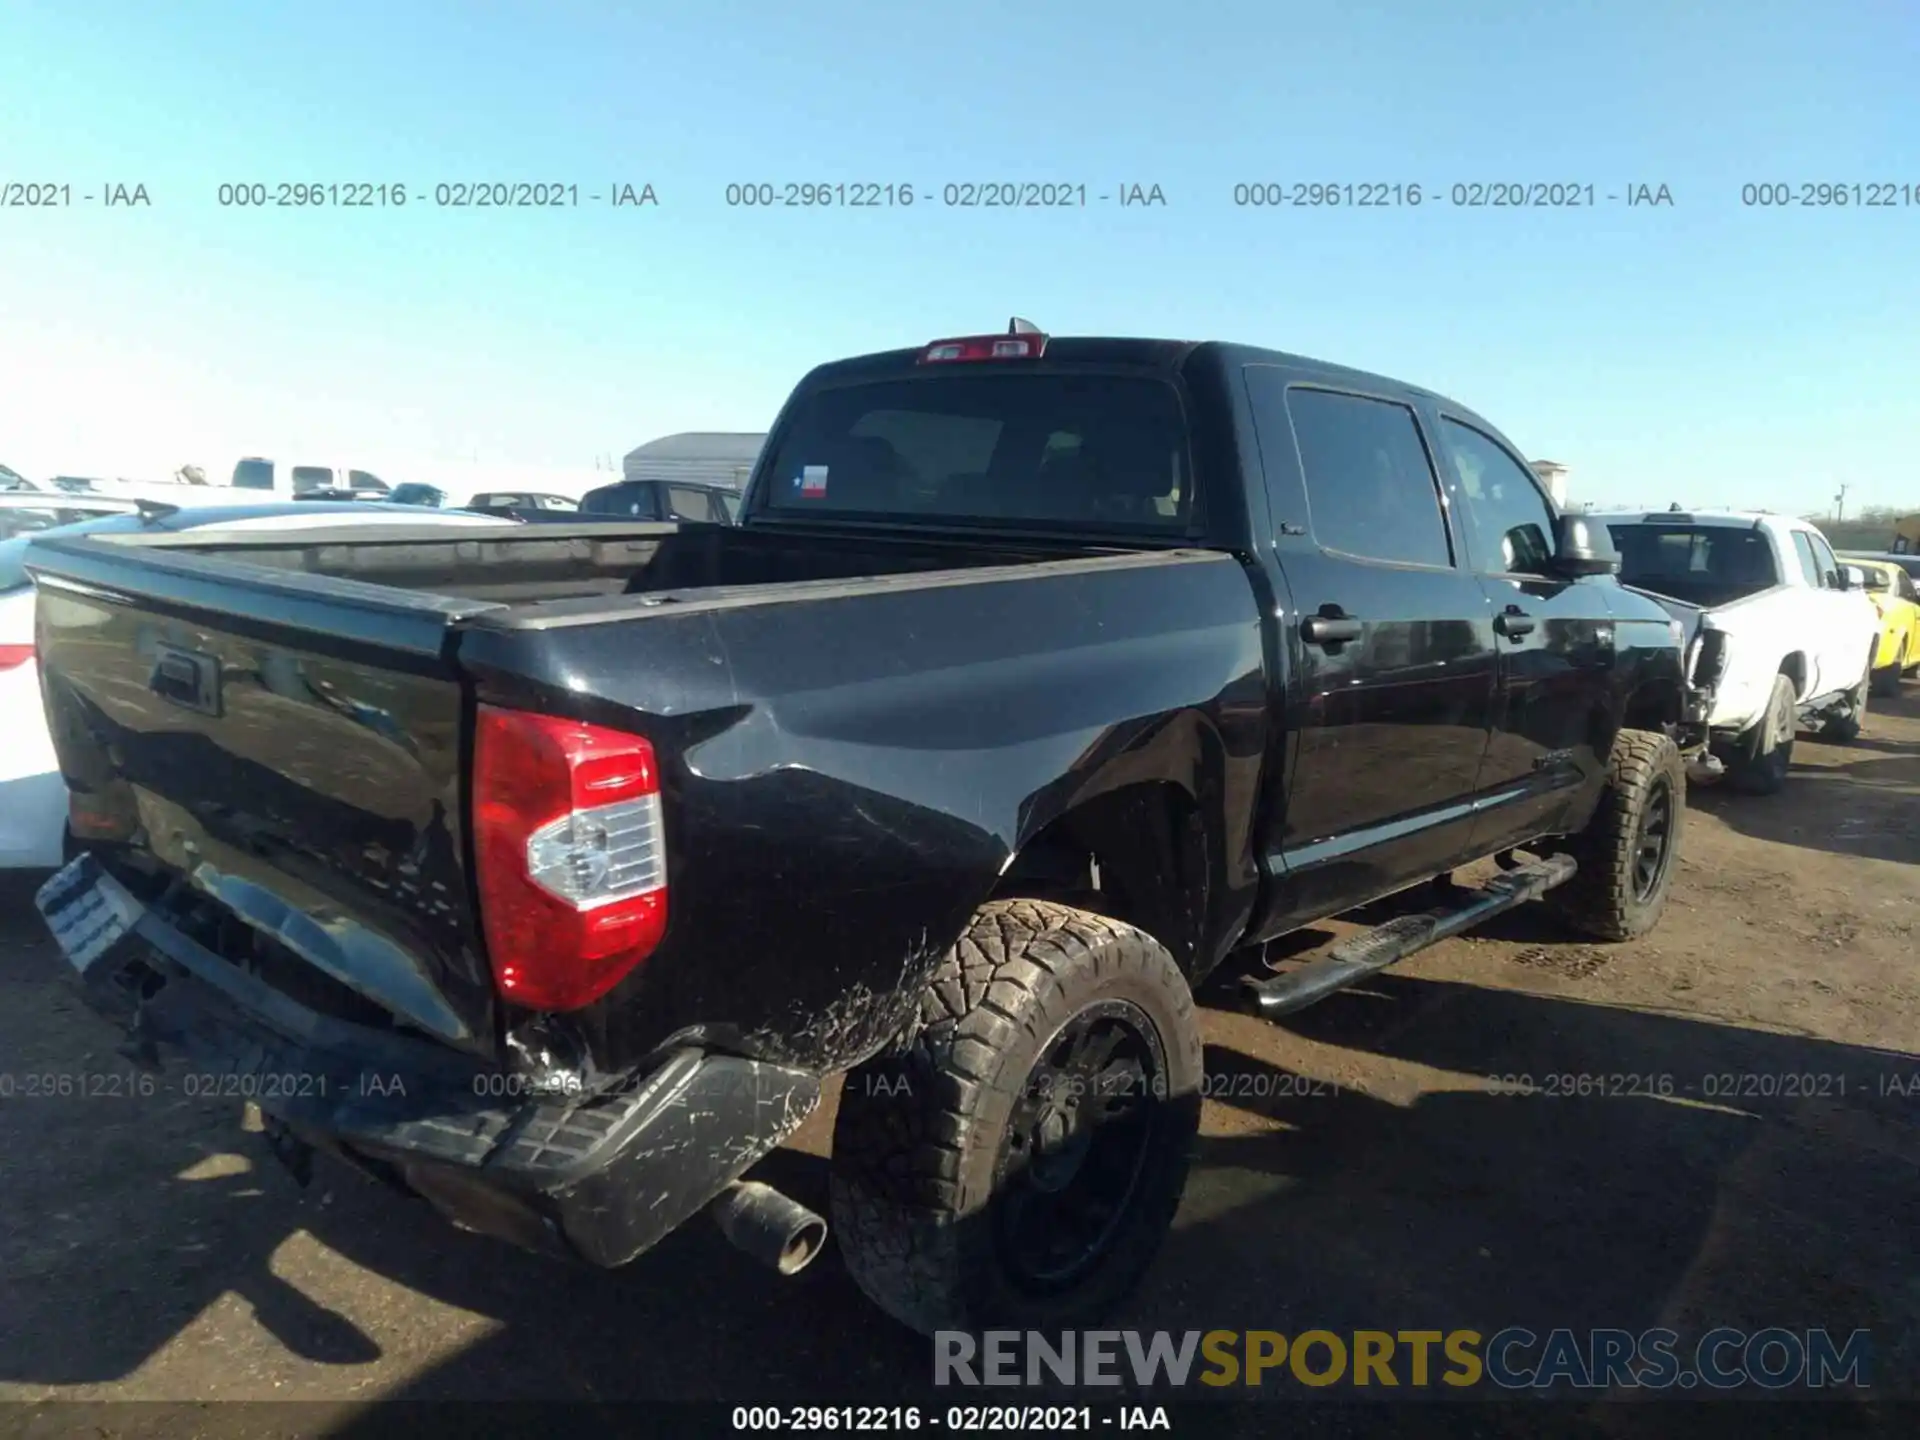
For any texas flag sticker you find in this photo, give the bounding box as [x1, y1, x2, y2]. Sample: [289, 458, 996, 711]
[797, 465, 829, 497]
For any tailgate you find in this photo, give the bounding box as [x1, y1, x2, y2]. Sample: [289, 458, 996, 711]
[27, 533, 509, 1056]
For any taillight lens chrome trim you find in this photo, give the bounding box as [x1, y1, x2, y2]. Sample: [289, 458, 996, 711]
[524, 794, 664, 910]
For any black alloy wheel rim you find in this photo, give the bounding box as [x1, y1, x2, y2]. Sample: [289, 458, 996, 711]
[1632, 776, 1676, 903]
[993, 999, 1165, 1292]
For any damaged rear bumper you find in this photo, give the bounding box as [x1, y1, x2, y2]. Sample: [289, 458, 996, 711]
[34, 854, 820, 1269]
[1676, 688, 1722, 780]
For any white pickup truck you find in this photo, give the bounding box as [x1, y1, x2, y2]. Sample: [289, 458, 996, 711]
[1591, 510, 1882, 794]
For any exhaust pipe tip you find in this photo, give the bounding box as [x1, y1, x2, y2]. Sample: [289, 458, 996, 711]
[712, 1179, 828, 1276]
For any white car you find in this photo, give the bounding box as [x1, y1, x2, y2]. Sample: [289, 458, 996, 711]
[0, 491, 139, 540]
[0, 502, 511, 869]
[1593, 509, 1883, 793]
[228, 457, 392, 498]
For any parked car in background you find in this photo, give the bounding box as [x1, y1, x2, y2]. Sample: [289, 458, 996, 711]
[578, 477, 739, 524]
[231, 459, 391, 497]
[0, 493, 139, 540]
[1593, 509, 1882, 793]
[1842, 550, 1920, 585]
[0, 502, 513, 871]
[295, 485, 415, 504]
[467, 491, 580, 521]
[384, 484, 598, 520]
[1838, 555, 1920, 694]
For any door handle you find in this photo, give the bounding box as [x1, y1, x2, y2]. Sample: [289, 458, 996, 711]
[1301, 613, 1363, 645]
[1494, 608, 1536, 639]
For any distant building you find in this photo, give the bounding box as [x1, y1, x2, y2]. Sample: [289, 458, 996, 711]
[622, 432, 767, 492]
[1530, 459, 1570, 507]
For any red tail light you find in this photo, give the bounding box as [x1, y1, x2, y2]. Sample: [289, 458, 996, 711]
[472, 705, 667, 1011]
[0, 644, 34, 671]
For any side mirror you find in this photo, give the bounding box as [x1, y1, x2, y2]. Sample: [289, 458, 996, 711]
[1857, 567, 1890, 592]
[1551, 513, 1620, 577]
[1840, 565, 1866, 591]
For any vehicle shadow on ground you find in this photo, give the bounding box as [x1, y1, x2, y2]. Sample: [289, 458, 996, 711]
[8, 892, 1915, 1437]
[1689, 733, 1920, 867]
[319, 977, 1914, 1434]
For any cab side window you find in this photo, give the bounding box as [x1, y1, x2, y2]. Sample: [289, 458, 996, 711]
[1805, 531, 1843, 589]
[1440, 419, 1555, 575]
[1789, 532, 1822, 587]
[1272, 385, 1454, 568]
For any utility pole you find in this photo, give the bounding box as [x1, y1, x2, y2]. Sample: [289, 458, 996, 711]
[1834, 483, 1849, 524]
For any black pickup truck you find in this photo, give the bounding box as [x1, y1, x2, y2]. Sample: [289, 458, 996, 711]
[28, 322, 1687, 1336]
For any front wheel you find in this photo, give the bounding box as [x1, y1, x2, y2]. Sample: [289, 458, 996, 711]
[1545, 728, 1685, 941]
[830, 900, 1203, 1336]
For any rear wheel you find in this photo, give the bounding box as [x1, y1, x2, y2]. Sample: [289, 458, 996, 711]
[1726, 673, 1796, 795]
[1819, 650, 1874, 743]
[1546, 728, 1684, 941]
[829, 899, 1202, 1335]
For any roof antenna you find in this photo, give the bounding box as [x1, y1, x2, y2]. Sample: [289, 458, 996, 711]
[1008, 316, 1042, 335]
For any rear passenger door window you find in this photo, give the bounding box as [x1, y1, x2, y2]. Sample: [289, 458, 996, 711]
[1282, 389, 1453, 567]
[667, 486, 716, 521]
[589, 484, 660, 519]
[1439, 420, 1556, 575]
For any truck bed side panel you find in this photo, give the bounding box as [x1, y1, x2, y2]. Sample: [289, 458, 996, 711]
[457, 550, 1271, 1073]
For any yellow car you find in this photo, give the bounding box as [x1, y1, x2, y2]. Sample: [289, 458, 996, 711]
[1843, 554, 1920, 696]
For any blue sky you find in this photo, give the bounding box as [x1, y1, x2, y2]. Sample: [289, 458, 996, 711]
[0, 0, 1914, 511]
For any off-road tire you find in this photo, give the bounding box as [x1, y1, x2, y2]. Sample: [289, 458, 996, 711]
[1819, 650, 1874, 744]
[829, 899, 1203, 1336]
[1545, 728, 1684, 942]
[1870, 639, 1906, 698]
[1726, 673, 1796, 795]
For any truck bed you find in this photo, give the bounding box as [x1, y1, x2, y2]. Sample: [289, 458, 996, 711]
[56, 518, 1121, 606]
[27, 518, 1266, 1076]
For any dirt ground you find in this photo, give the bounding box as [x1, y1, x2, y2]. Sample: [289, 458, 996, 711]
[0, 694, 1916, 1436]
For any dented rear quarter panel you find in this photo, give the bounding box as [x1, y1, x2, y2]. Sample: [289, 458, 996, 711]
[457, 549, 1272, 1076]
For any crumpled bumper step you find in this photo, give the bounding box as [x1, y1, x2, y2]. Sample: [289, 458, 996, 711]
[35, 853, 822, 1267]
